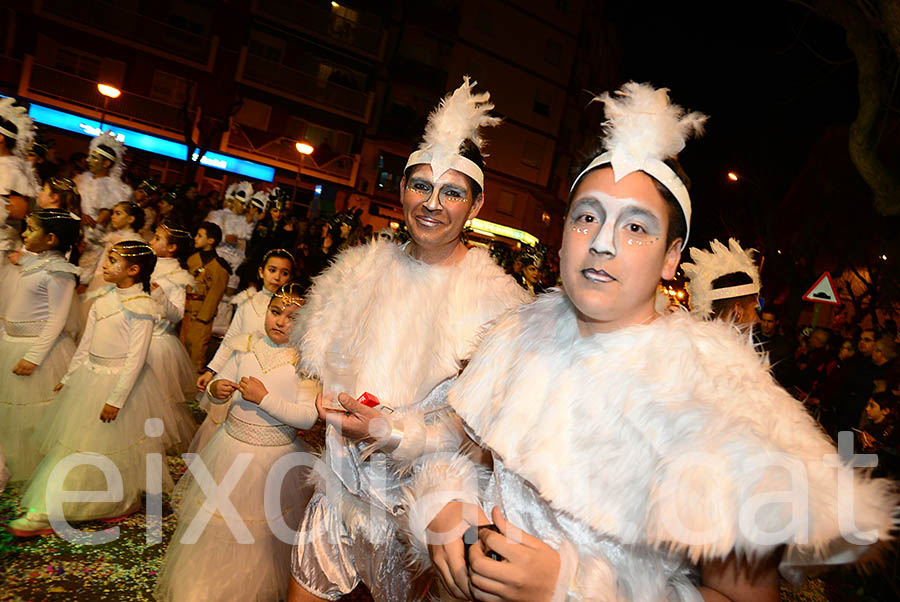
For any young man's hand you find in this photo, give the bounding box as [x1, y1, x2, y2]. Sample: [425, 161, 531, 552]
[427, 501, 490, 600]
[100, 404, 120, 422]
[467, 507, 560, 602]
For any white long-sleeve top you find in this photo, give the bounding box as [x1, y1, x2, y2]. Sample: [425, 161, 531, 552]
[3, 251, 80, 364]
[0, 155, 37, 197]
[62, 284, 160, 408]
[150, 257, 193, 332]
[206, 287, 272, 373]
[74, 172, 133, 221]
[207, 332, 317, 430]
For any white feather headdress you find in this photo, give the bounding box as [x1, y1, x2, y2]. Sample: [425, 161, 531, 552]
[0, 98, 35, 159]
[405, 76, 501, 189]
[250, 189, 269, 211]
[225, 181, 254, 205]
[89, 131, 126, 180]
[683, 238, 761, 318]
[572, 82, 707, 245]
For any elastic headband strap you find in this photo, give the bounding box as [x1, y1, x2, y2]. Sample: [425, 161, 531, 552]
[0, 125, 16, 139]
[405, 150, 484, 189]
[708, 283, 760, 301]
[571, 151, 692, 246]
[93, 148, 117, 162]
[263, 248, 295, 264]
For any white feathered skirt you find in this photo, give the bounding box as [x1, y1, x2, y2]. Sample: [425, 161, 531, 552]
[147, 330, 198, 453]
[21, 354, 173, 521]
[154, 410, 313, 602]
[0, 330, 75, 482]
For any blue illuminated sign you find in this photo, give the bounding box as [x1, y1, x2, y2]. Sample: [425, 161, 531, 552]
[25, 103, 275, 181]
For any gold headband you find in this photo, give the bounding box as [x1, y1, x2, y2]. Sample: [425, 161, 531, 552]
[273, 283, 304, 308]
[48, 177, 78, 193]
[263, 248, 295, 265]
[36, 209, 80, 221]
[112, 242, 154, 257]
[91, 148, 117, 162]
[162, 222, 191, 237]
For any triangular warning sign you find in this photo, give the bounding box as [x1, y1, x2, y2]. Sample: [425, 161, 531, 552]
[802, 272, 841, 305]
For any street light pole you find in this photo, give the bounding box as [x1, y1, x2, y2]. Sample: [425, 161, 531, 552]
[97, 83, 121, 130]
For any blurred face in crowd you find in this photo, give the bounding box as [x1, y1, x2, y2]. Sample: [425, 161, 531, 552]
[727, 296, 760, 330]
[859, 330, 876, 357]
[560, 167, 681, 336]
[87, 151, 111, 175]
[401, 164, 483, 253]
[865, 398, 888, 424]
[4, 192, 29, 220]
[760, 311, 777, 337]
[523, 263, 540, 285]
[270, 206, 283, 223]
[109, 203, 135, 231]
[194, 228, 214, 251]
[838, 340, 855, 361]
[809, 330, 829, 350]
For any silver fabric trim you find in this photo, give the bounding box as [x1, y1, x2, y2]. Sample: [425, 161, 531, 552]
[224, 412, 296, 447]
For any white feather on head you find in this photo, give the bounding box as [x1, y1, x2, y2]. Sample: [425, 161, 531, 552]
[89, 131, 127, 180]
[683, 238, 761, 319]
[405, 76, 501, 190]
[250, 189, 269, 211]
[571, 82, 707, 245]
[225, 180, 254, 206]
[0, 98, 36, 159]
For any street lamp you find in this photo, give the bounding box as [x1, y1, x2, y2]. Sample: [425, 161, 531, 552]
[295, 141, 314, 155]
[97, 83, 121, 129]
[727, 171, 739, 182]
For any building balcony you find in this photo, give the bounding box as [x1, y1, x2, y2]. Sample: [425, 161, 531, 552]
[35, 0, 219, 70]
[251, 0, 385, 61]
[225, 125, 359, 187]
[0, 54, 23, 92]
[236, 48, 374, 123]
[20, 55, 187, 135]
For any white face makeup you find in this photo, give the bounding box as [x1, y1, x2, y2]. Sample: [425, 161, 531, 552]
[559, 168, 681, 337]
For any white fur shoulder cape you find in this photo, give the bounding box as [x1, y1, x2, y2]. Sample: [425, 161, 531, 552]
[292, 240, 530, 409]
[449, 291, 897, 567]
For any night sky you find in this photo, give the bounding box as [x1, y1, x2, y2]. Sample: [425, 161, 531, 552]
[609, 1, 860, 249]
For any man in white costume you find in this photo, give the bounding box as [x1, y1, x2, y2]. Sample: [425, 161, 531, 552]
[0, 98, 38, 281]
[404, 83, 897, 601]
[683, 238, 761, 329]
[287, 78, 531, 601]
[75, 131, 133, 289]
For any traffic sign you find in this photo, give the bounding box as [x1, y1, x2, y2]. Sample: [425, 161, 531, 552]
[802, 272, 841, 306]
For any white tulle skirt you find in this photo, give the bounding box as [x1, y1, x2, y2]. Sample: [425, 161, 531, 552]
[0, 332, 75, 481]
[154, 411, 313, 602]
[147, 331, 198, 453]
[21, 356, 174, 521]
[188, 401, 230, 454]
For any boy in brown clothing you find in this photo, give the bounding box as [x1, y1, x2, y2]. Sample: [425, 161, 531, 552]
[181, 221, 231, 371]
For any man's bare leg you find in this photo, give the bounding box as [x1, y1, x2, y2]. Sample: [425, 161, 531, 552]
[287, 576, 330, 602]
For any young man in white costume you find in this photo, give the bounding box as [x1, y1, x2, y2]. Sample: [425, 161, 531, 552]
[75, 131, 133, 290]
[404, 83, 897, 601]
[0, 98, 38, 294]
[287, 78, 532, 601]
[683, 238, 761, 329]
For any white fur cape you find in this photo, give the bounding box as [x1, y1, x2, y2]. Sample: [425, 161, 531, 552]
[448, 291, 897, 567]
[292, 240, 530, 409]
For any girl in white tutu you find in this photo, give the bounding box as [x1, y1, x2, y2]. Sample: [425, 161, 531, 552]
[0, 208, 81, 482]
[189, 248, 294, 453]
[6, 240, 172, 537]
[148, 219, 199, 453]
[81, 200, 145, 295]
[155, 283, 318, 602]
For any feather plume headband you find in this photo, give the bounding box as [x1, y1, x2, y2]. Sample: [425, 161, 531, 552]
[250, 189, 269, 211]
[225, 180, 254, 205]
[405, 76, 501, 189]
[682, 238, 761, 318]
[89, 131, 127, 180]
[0, 98, 36, 159]
[571, 82, 707, 245]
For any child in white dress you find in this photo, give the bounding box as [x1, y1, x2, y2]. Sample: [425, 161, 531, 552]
[154, 283, 318, 602]
[189, 248, 294, 452]
[0, 209, 81, 481]
[6, 240, 172, 536]
[148, 219, 199, 453]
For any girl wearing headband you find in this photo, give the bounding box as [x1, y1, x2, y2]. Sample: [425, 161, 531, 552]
[0, 210, 81, 482]
[8, 241, 170, 536]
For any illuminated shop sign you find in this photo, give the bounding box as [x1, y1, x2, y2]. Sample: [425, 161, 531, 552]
[466, 218, 539, 246]
[26, 103, 275, 181]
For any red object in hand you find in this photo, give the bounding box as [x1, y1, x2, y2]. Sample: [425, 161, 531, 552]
[357, 392, 380, 408]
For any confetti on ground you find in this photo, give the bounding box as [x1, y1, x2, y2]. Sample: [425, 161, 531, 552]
[1, 412, 896, 600]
